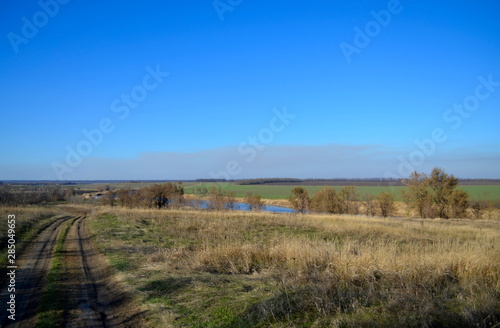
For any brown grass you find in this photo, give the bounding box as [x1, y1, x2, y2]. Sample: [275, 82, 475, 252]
[0, 206, 59, 249]
[87, 206, 500, 327]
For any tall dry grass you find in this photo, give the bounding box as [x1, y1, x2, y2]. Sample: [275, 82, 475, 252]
[90, 206, 500, 327]
[0, 206, 59, 243]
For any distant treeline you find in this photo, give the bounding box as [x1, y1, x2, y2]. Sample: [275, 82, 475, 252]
[456, 179, 500, 186]
[236, 178, 303, 185]
[236, 178, 404, 186]
[235, 178, 500, 187]
[0, 185, 71, 206]
[195, 179, 229, 183]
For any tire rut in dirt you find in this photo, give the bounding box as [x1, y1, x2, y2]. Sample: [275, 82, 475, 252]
[64, 216, 108, 328]
[0, 216, 73, 328]
[64, 216, 148, 328]
[2, 214, 147, 328]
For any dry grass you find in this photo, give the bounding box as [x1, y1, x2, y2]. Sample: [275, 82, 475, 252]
[87, 206, 500, 327]
[0, 206, 59, 248]
[0, 206, 60, 284]
[0, 206, 58, 233]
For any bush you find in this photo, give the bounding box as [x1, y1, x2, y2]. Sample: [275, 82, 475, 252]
[289, 187, 310, 213]
[245, 192, 264, 211]
[311, 187, 341, 214]
[377, 192, 396, 217]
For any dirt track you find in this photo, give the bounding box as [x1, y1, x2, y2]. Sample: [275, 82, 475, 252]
[0, 215, 145, 328]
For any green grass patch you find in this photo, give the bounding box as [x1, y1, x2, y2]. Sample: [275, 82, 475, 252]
[90, 213, 145, 272]
[108, 253, 137, 271]
[144, 274, 276, 328]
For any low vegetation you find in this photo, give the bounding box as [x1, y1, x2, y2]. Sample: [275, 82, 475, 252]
[88, 206, 500, 327]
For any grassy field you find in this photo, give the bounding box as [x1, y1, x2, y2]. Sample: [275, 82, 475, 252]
[6, 181, 498, 203]
[183, 182, 500, 202]
[87, 206, 500, 327]
[26, 180, 499, 202]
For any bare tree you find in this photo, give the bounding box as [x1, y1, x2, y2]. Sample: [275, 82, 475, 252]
[116, 188, 133, 208]
[225, 191, 237, 210]
[245, 192, 264, 211]
[377, 192, 396, 217]
[427, 168, 459, 218]
[404, 171, 433, 218]
[148, 183, 184, 209]
[403, 168, 472, 219]
[101, 190, 117, 207]
[339, 186, 359, 215]
[449, 189, 469, 218]
[363, 194, 377, 216]
[64, 188, 75, 201]
[311, 186, 340, 214]
[289, 187, 310, 213]
[115, 183, 184, 209]
[208, 185, 226, 210]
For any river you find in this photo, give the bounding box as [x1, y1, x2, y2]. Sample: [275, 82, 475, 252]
[191, 200, 294, 213]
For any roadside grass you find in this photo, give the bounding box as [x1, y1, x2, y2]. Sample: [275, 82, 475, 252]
[0, 207, 60, 284]
[88, 207, 500, 327]
[36, 217, 75, 328]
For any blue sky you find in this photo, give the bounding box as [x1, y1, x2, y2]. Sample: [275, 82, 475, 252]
[1, 0, 499, 180]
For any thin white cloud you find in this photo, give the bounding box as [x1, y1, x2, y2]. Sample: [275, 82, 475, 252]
[1, 144, 499, 180]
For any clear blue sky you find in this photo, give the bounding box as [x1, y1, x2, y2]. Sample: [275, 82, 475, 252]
[1, 0, 499, 180]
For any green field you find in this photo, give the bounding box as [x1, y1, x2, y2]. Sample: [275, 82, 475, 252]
[33, 181, 499, 203]
[184, 182, 500, 202]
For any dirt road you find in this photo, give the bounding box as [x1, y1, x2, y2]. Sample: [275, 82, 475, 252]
[0, 215, 145, 328]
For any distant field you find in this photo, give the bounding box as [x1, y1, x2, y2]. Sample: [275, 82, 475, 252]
[183, 182, 500, 202]
[3, 181, 499, 203]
